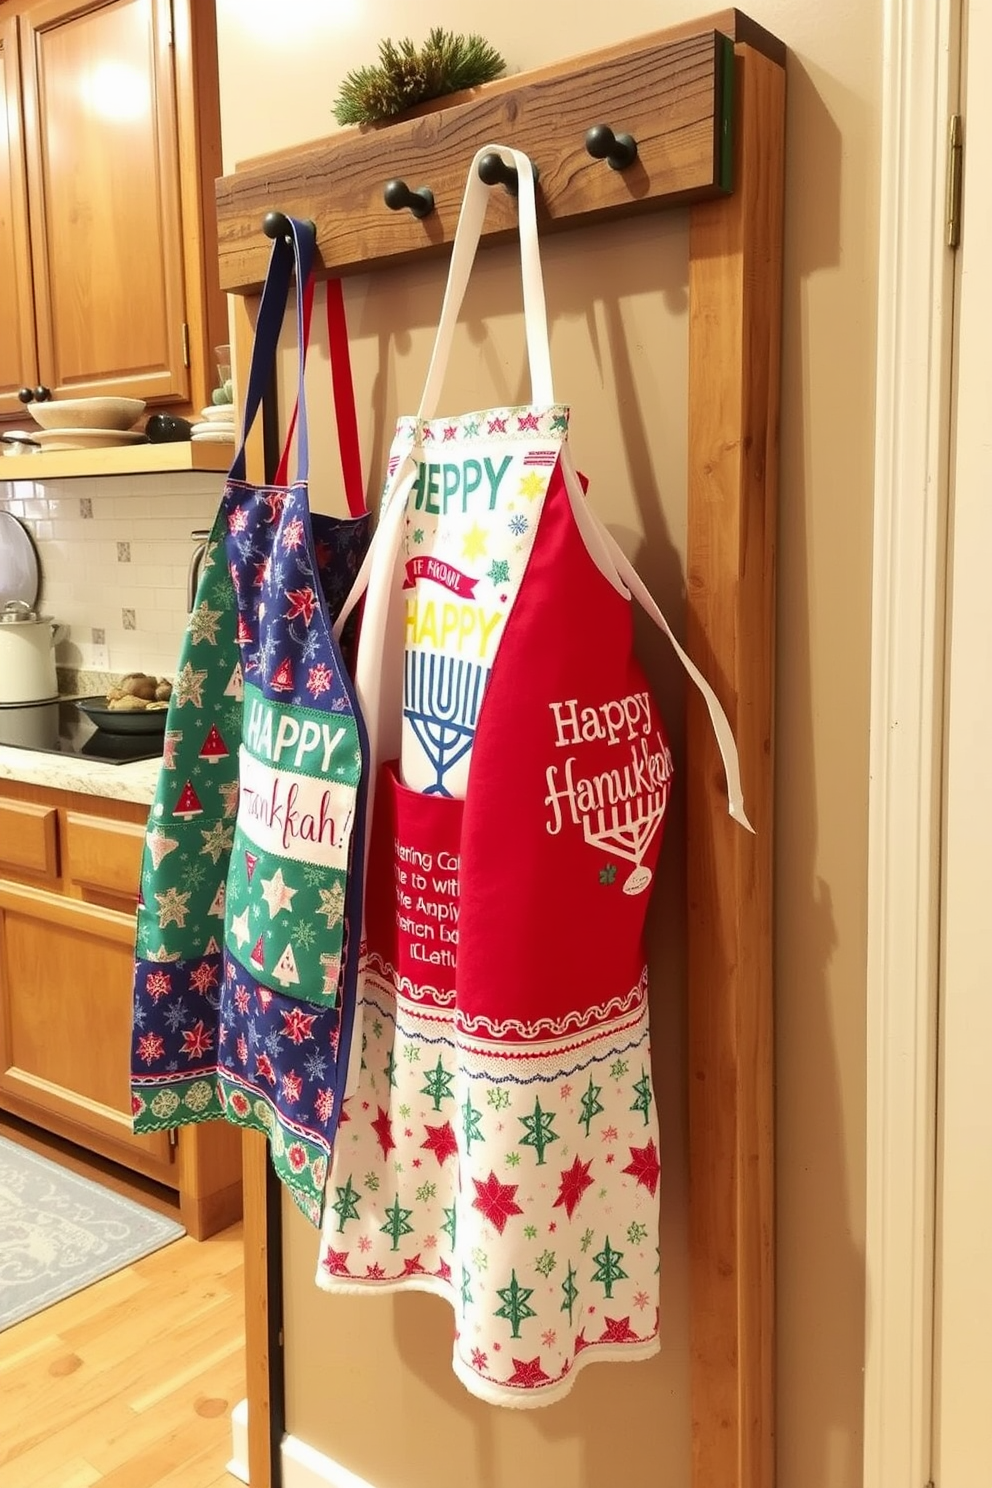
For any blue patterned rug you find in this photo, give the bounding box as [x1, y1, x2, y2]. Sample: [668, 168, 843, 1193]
[0, 1135, 185, 1331]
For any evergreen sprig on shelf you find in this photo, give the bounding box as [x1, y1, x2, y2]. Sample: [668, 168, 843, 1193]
[333, 29, 506, 126]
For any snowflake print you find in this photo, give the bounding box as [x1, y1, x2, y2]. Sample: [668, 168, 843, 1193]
[627, 1221, 649, 1245]
[145, 970, 172, 1003]
[189, 961, 219, 995]
[364, 1171, 380, 1191]
[413, 528, 425, 544]
[136, 1032, 164, 1065]
[314, 1088, 335, 1123]
[282, 516, 305, 550]
[281, 1007, 316, 1044]
[599, 864, 618, 885]
[228, 506, 248, 534]
[470, 1247, 489, 1272]
[633, 1290, 651, 1311]
[524, 1225, 538, 1240]
[236, 1035, 249, 1066]
[303, 864, 325, 888]
[602, 1125, 619, 1143]
[403, 1045, 420, 1063]
[486, 558, 511, 585]
[281, 1070, 303, 1104]
[505, 1151, 521, 1167]
[300, 630, 321, 664]
[508, 514, 528, 536]
[486, 1088, 511, 1110]
[162, 999, 190, 1032]
[610, 1058, 630, 1080]
[307, 663, 334, 698]
[580, 1227, 595, 1253]
[294, 921, 317, 952]
[357, 1235, 372, 1252]
[541, 1329, 557, 1349]
[471, 1348, 488, 1371]
[415, 1181, 437, 1203]
[371, 1019, 383, 1039]
[304, 1049, 328, 1082]
[535, 1250, 557, 1277]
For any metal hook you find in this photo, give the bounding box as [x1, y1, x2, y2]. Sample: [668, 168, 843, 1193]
[477, 151, 540, 197]
[262, 210, 293, 241]
[584, 124, 638, 171]
[383, 179, 435, 220]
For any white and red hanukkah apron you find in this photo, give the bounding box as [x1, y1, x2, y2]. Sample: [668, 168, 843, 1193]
[131, 218, 371, 1223]
[314, 148, 750, 1404]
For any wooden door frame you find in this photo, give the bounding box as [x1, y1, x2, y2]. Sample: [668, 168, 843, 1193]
[863, 0, 960, 1482]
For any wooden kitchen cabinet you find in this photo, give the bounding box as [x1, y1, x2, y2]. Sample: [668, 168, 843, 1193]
[0, 0, 226, 422]
[0, 779, 242, 1238]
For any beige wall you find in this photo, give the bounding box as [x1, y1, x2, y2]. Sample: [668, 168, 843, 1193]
[215, 3, 879, 1486]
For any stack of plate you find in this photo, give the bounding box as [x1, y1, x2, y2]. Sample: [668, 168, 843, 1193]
[191, 405, 236, 443]
[28, 396, 148, 451]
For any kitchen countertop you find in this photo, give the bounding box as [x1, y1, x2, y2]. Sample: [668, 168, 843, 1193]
[0, 743, 161, 805]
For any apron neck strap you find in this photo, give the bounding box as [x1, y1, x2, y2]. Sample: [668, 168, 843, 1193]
[230, 216, 315, 485]
[417, 144, 554, 422]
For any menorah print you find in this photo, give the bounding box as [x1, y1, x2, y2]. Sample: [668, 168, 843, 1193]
[404, 652, 492, 795]
[582, 788, 669, 895]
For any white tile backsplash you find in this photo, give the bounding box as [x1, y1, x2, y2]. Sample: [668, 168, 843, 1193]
[0, 473, 223, 680]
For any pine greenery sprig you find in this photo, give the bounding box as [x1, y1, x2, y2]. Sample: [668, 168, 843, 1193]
[333, 29, 506, 127]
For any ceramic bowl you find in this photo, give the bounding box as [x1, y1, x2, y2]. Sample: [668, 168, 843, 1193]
[28, 397, 146, 432]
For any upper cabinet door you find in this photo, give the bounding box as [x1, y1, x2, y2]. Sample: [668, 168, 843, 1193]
[0, 18, 40, 418]
[19, 0, 190, 405]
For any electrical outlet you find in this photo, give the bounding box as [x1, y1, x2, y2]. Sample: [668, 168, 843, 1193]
[92, 643, 110, 670]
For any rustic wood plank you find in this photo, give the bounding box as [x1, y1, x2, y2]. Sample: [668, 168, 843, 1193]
[686, 43, 783, 1488]
[216, 30, 729, 293]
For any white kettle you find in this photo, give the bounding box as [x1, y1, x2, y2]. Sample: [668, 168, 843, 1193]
[0, 600, 60, 704]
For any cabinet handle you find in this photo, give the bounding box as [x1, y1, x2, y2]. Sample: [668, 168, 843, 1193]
[34, 385, 52, 402]
[17, 387, 34, 403]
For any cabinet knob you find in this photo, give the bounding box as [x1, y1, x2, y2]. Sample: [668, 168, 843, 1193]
[17, 387, 34, 404]
[34, 385, 52, 402]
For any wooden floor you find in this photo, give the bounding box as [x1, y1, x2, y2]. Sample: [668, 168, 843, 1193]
[0, 1121, 246, 1488]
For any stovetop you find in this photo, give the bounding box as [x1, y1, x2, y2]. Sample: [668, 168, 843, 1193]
[0, 698, 164, 765]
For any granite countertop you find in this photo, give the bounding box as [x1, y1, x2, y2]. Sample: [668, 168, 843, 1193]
[0, 745, 161, 806]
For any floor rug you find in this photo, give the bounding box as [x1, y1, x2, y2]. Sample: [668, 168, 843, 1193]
[0, 1135, 185, 1332]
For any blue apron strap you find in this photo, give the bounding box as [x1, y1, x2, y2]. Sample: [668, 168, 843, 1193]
[229, 216, 316, 484]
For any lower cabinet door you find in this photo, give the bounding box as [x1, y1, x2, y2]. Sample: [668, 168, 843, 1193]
[0, 879, 174, 1182]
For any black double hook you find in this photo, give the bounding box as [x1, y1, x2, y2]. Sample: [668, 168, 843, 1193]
[584, 124, 638, 171]
[383, 179, 435, 219]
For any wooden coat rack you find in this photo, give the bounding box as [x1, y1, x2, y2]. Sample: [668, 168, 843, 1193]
[214, 10, 784, 1486]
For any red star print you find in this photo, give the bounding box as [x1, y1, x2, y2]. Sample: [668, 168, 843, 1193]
[471, 1171, 524, 1234]
[189, 960, 219, 994]
[284, 586, 318, 625]
[321, 1247, 350, 1276]
[366, 1263, 386, 1279]
[435, 1257, 452, 1283]
[599, 1316, 639, 1344]
[280, 1070, 302, 1104]
[574, 1329, 590, 1353]
[517, 412, 540, 432]
[487, 416, 508, 434]
[254, 1052, 276, 1085]
[552, 1156, 595, 1219]
[371, 1106, 395, 1159]
[622, 1138, 661, 1196]
[260, 491, 286, 523]
[180, 1019, 214, 1059]
[506, 1356, 551, 1387]
[281, 1007, 316, 1044]
[402, 1254, 425, 1276]
[136, 1032, 164, 1065]
[421, 1121, 458, 1165]
[443, 424, 458, 441]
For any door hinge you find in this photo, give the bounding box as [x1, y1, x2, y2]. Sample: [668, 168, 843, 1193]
[181, 321, 190, 368]
[946, 114, 963, 248]
[168, 1127, 178, 1149]
[165, 0, 174, 48]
